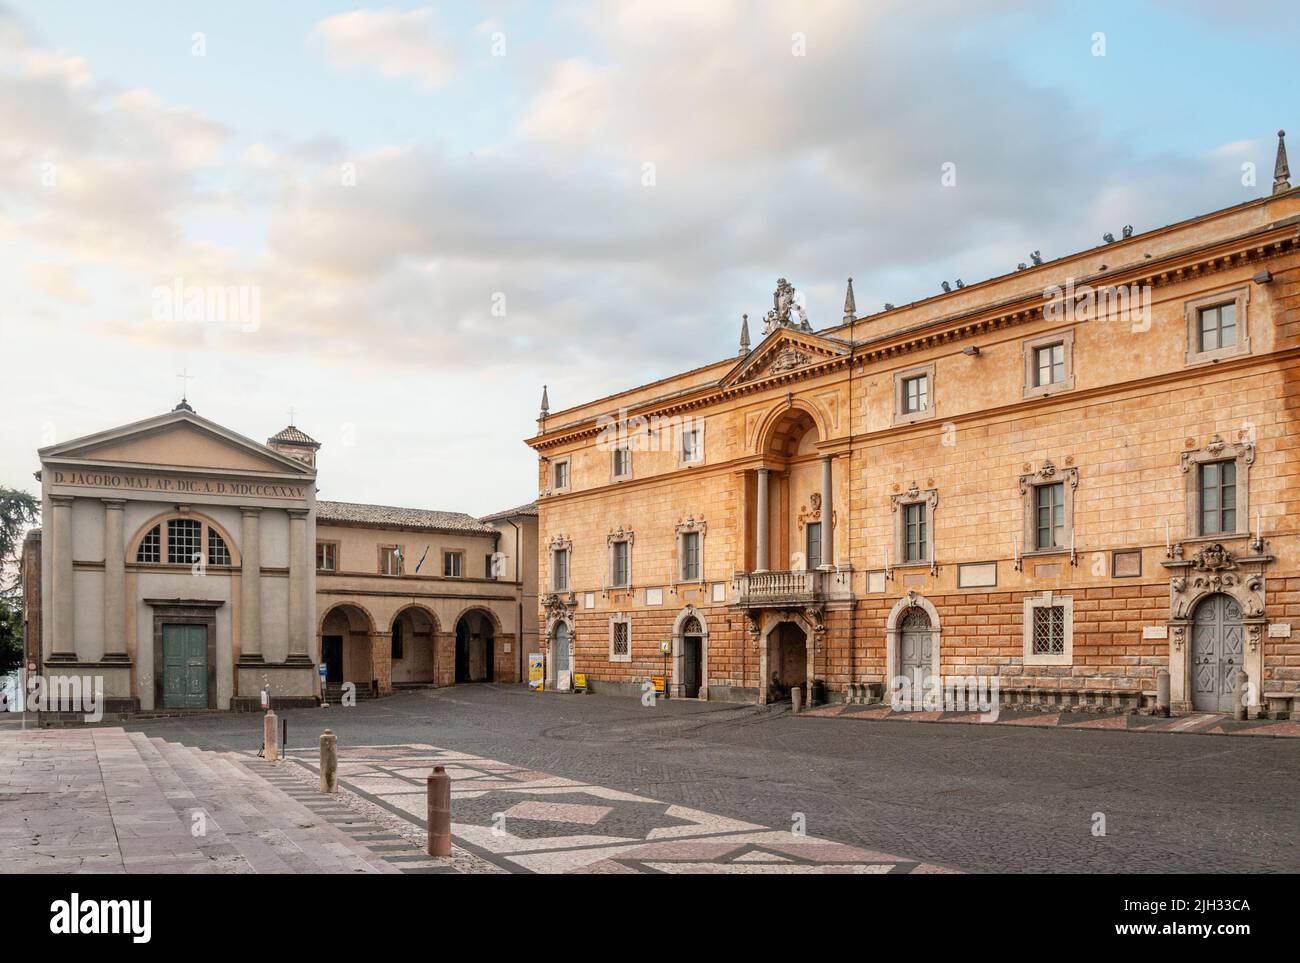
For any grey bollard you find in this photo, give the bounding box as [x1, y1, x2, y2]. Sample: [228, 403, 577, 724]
[320, 729, 338, 793]
[263, 710, 279, 762]
[1234, 671, 1250, 721]
[791, 685, 803, 714]
[427, 765, 452, 857]
[1155, 669, 1170, 718]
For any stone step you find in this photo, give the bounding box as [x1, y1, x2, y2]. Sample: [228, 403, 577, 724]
[88, 728, 212, 874]
[150, 737, 395, 874]
[148, 736, 307, 874]
[125, 733, 254, 874]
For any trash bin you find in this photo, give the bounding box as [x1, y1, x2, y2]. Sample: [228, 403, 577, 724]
[812, 679, 826, 706]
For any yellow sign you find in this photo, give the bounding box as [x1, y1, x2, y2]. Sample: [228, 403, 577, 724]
[574, 673, 587, 691]
[528, 653, 545, 691]
[651, 675, 666, 693]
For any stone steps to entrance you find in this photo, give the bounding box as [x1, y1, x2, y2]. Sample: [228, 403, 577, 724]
[0, 726, 408, 874]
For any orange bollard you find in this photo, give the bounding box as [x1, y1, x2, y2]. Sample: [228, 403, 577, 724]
[426, 765, 452, 857]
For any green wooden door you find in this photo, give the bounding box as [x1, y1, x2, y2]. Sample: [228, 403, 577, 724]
[162, 624, 208, 708]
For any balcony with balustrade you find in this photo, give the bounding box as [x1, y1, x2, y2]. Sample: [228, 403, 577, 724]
[731, 567, 854, 608]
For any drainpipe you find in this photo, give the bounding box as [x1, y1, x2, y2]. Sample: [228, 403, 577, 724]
[506, 517, 524, 683]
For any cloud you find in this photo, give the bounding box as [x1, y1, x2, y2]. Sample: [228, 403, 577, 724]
[309, 7, 454, 90]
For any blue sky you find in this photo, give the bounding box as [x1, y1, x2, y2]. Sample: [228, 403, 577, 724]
[1, 1, 1296, 514]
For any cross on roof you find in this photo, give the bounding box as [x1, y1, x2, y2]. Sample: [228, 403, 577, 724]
[176, 368, 195, 403]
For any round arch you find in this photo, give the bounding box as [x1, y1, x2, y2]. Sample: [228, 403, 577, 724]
[885, 591, 941, 692]
[127, 509, 242, 567]
[318, 602, 378, 690]
[389, 604, 439, 686]
[671, 605, 710, 699]
[759, 611, 815, 705]
[753, 399, 829, 459]
[452, 606, 500, 684]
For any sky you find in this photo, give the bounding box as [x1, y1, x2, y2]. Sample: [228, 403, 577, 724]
[1, 0, 1297, 517]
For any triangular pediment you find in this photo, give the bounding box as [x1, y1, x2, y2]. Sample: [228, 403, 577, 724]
[39, 410, 314, 476]
[721, 328, 850, 388]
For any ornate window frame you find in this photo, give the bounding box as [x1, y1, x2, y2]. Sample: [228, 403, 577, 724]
[1021, 328, 1076, 399]
[1019, 460, 1078, 558]
[675, 515, 707, 584]
[1184, 287, 1250, 366]
[608, 611, 632, 663]
[1022, 591, 1074, 666]
[606, 526, 635, 590]
[892, 362, 937, 426]
[547, 534, 572, 592]
[890, 483, 938, 571]
[1181, 435, 1253, 542]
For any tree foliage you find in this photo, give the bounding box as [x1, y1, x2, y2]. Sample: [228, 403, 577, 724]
[0, 487, 40, 600]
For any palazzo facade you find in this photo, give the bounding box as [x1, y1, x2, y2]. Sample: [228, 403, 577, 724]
[24, 404, 535, 714]
[527, 139, 1300, 718]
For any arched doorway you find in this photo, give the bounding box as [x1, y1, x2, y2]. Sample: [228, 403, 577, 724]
[766, 622, 807, 703]
[319, 604, 375, 691]
[455, 609, 496, 683]
[672, 607, 708, 699]
[390, 606, 437, 685]
[885, 593, 941, 704]
[549, 620, 573, 688]
[1191, 593, 1244, 713]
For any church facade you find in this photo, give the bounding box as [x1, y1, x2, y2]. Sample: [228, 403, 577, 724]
[527, 134, 1300, 718]
[24, 404, 535, 715]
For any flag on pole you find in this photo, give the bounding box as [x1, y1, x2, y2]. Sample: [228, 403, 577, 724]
[415, 544, 430, 574]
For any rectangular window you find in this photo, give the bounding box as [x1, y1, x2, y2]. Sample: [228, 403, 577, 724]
[485, 554, 496, 578]
[1198, 302, 1237, 352]
[1035, 343, 1065, 387]
[806, 522, 822, 570]
[1032, 605, 1066, 656]
[613, 447, 631, 478]
[902, 374, 929, 413]
[443, 552, 464, 578]
[612, 620, 630, 658]
[681, 531, 700, 581]
[553, 460, 569, 490]
[167, 519, 202, 565]
[553, 548, 569, 591]
[1199, 461, 1237, 535]
[380, 546, 402, 576]
[1035, 482, 1065, 550]
[611, 541, 630, 587]
[681, 428, 702, 464]
[904, 502, 927, 562]
[316, 542, 337, 572]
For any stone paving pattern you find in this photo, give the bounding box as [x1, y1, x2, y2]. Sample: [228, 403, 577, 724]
[275, 741, 949, 873]
[801, 703, 1300, 737]
[119, 686, 1300, 873]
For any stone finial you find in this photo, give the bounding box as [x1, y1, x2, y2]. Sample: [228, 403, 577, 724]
[1274, 129, 1291, 194]
[539, 385, 550, 420]
[842, 277, 856, 322]
[739, 313, 751, 356]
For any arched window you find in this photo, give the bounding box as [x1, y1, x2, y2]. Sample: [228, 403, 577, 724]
[682, 616, 702, 635]
[134, 517, 236, 567]
[900, 608, 930, 632]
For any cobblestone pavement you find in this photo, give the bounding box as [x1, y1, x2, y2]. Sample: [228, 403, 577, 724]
[270, 741, 951, 873]
[126, 685, 1300, 873]
[802, 703, 1300, 737]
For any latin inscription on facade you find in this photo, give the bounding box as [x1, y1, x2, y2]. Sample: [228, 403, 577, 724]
[49, 470, 307, 500]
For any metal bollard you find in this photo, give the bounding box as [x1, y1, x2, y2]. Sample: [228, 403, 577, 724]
[1155, 669, 1170, 718]
[1234, 671, 1250, 721]
[320, 729, 338, 793]
[263, 709, 279, 762]
[791, 685, 803, 714]
[426, 765, 452, 857]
